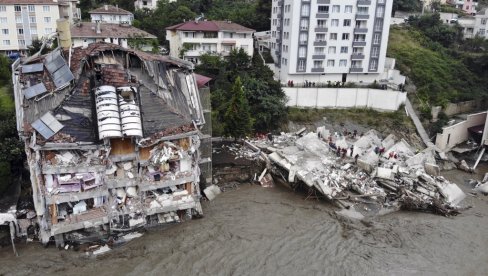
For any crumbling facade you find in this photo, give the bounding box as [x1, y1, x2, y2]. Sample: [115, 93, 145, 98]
[12, 42, 206, 245]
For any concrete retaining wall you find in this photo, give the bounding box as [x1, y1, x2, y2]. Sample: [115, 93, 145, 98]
[444, 101, 478, 116]
[284, 87, 407, 111]
[435, 111, 487, 151]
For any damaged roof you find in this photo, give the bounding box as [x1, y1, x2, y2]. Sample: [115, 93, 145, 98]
[17, 42, 203, 144]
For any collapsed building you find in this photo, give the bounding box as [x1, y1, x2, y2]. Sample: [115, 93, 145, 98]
[249, 129, 466, 217]
[11, 42, 208, 246]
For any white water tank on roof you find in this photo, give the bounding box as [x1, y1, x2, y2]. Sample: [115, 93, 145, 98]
[95, 85, 123, 139]
[117, 86, 143, 138]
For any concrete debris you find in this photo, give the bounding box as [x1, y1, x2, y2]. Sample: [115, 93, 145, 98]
[204, 185, 221, 201]
[246, 129, 466, 217]
[459, 160, 472, 172]
[260, 173, 275, 188]
[92, 245, 111, 255]
[474, 182, 488, 195]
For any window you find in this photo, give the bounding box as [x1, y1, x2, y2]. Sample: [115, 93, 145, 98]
[339, 59, 347, 67]
[345, 5, 352, 13]
[300, 19, 309, 30]
[18, 39, 25, 46]
[373, 33, 381, 44]
[3, 40, 10, 45]
[328, 46, 336, 54]
[44, 17, 51, 23]
[314, 47, 324, 54]
[342, 33, 350, 40]
[43, 6, 50, 12]
[0, 17, 6, 23]
[299, 46, 307, 58]
[317, 20, 327, 28]
[14, 5, 21, 12]
[327, 60, 335, 67]
[0, 5, 6, 12]
[142, 1, 148, 6]
[371, 47, 379, 57]
[357, 7, 368, 14]
[299, 33, 308, 43]
[17, 28, 24, 35]
[374, 21, 382, 31]
[184, 32, 195, 38]
[376, 6, 384, 18]
[28, 5, 35, 12]
[1, 29, 8, 35]
[330, 33, 337, 40]
[30, 28, 37, 35]
[318, 5, 329, 13]
[316, 34, 325, 41]
[44, 28, 52, 34]
[482, 19, 487, 25]
[16, 16, 22, 23]
[30, 16, 36, 23]
[370, 60, 377, 70]
[479, 29, 486, 35]
[314, 60, 323, 68]
[343, 19, 351, 27]
[340, 46, 348, 53]
[301, 4, 310, 17]
[298, 60, 305, 71]
[331, 19, 339, 27]
[332, 5, 340, 13]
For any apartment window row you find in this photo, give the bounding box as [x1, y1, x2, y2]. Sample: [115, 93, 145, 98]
[327, 33, 350, 40]
[282, 45, 289, 53]
[318, 5, 353, 14]
[11, 5, 51, 12]
[281, 58, 288, 65]
[329, 19, 351, 27]
[284, 32, 289, 39]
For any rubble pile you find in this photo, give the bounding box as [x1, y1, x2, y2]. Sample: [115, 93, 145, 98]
[248, 129, 466, 217]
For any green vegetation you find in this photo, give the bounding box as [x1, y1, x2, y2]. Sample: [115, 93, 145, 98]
[196, 49, 287, 137]
[223, 77, 253, 139]
[0, 55, 25, 195]
[388, 14, 488, 110]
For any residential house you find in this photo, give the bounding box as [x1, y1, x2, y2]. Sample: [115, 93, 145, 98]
[70, 21, 156, 50]
[11, 38, 207, 246]
[166, 19, 255, 64]
[447, 0, 478, 15]
[457, 8, 488, 38]
[134, 0, 176, 10]
[0, 0, 61, 55]
[89, 4, 134, 25]
[270, 0, 398, 85]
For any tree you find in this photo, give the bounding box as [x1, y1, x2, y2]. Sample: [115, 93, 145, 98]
[223, 77, 253, 139]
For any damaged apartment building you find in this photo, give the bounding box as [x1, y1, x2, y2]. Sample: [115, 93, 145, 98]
[11, 36, 209, 246]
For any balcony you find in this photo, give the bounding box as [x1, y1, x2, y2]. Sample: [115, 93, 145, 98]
[299, 40, 308, 45]
[312, 54, 326, 59]
[315, 27, 328, 33]
[316, 13, 329, 19]
[351, 53, 365, 60]
[317, 0, 330, 3]
[313, 40, 327, 46]
[277, 13, 282, 18]
[354, 28, 368, 33]
[352, 40, 367, 46]
[350, 67, 363, 73]
[356, 14, 370, 20]
[311, 67, 325, 72]
[357, 0, 371, 5]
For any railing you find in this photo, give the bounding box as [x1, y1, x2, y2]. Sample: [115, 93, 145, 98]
[311, 67, 325, 72]
[313, 40, 327, 46]
[351, 53, 365, 60]
[350, 67, 363, 73]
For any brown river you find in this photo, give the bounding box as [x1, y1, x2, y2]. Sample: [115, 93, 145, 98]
[0, 168, 487, 276]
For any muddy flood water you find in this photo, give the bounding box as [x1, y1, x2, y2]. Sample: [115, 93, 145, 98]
[1, 168, 488, 276]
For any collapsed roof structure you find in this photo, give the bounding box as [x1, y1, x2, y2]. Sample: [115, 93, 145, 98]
[11, 42, 207, 246]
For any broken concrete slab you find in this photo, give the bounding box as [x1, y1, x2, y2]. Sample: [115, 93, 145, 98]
[204, 185, 221, 201]
[424, 163, 441, 177]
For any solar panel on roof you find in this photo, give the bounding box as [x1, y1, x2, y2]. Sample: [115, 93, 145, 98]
[31, 119, 55, 139]
[44, 49, 75, 88]
[31, 112, 64, 139]
[23, 83, 47, 99]
[22, 63, 44, 74]
[40, 112, 64, 133]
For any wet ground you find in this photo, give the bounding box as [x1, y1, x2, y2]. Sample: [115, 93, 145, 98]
[0, 165, 487, 275]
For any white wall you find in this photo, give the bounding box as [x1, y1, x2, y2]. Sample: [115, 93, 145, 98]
[435, 112, 487, 151]
[284, 87, 406, 111]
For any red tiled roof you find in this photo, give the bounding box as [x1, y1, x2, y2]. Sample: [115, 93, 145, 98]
[89, 5, 132, 15]
[70, 22, 156, 39]
[194, 73, 212, 88]
[166, 20, 255, 32]
[0, 0, 57, 4]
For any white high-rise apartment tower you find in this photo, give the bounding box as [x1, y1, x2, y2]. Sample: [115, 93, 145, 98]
[270, 0, 393, 84]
